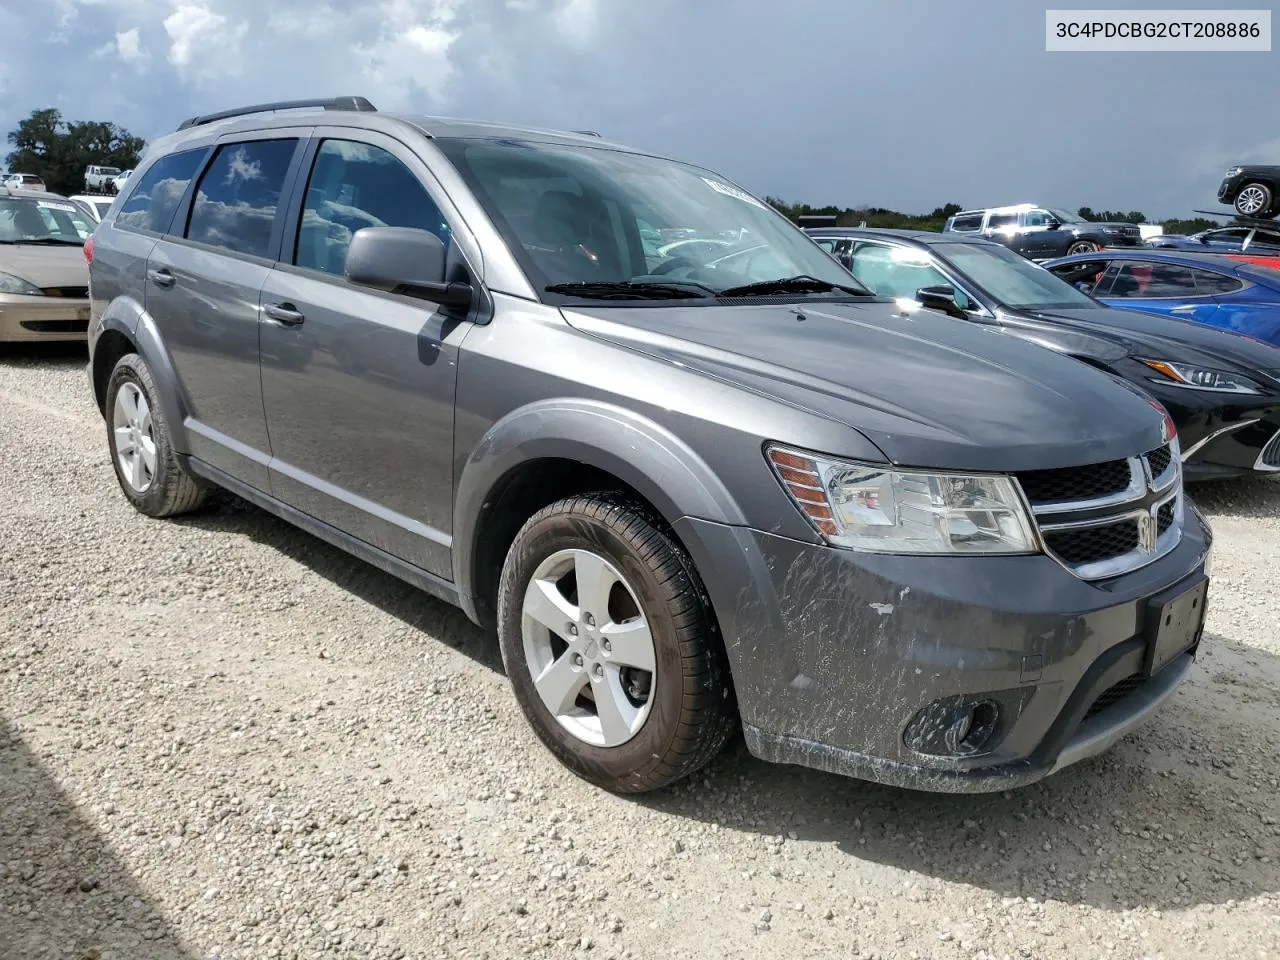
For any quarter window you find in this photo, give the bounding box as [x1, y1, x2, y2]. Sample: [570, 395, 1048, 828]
[294, 139, 452, 278]
[1106, 262, 1198, 298]
[949, 214, 984, 232]
[1190, 269, 1244, 295]
[185, 139, 299, 259]
[114, 148, 206, 235]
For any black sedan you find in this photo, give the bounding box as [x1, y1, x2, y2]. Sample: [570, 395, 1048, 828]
[807, 227, 1280, 480]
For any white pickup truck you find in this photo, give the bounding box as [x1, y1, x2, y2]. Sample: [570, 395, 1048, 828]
[83, 165, 122, 193]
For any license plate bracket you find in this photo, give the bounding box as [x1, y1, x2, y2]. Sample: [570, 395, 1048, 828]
[1143, 576, 1208, 676]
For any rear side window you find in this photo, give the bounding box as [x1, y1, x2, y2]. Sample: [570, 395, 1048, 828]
[986, 213, 1018, 231]
[185, 139, 299, 259]
[294, 139, 451, 278]
[115, 149, 206, 234]
[948, 214, 984, 232]
[1106, 262, 1198, 298]
[1190, 269, 1245, 294]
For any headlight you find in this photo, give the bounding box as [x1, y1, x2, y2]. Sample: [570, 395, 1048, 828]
[1102, 226, 1121, 233]
[1226, 166, 1243, 177]
[1138, 359, 1260, 394]
[0, 271, 43, 296]
[766, 445, 1038, 555]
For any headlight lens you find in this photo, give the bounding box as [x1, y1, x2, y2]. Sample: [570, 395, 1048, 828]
[1226, 166, 1243, 177]
[1139, 359, 1260, 394]
[766, 445, 1038, 555]
[0, 271, 43, 296]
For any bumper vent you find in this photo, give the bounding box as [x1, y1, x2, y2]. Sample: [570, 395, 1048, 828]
[1257, 427, 1280, 470]
[1084, 673, 1146, 721]
[40, 286, 89, 299]
[1016, 443, 1183, 580]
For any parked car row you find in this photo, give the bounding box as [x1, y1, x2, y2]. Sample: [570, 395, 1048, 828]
[56, 95, 1224, 803]
[942, 203, 1143, 260]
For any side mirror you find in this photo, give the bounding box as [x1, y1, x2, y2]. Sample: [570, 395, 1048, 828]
[916, 284, 967, 318]
[837, 252, 852, 270]
[1045, 219, 1061, 230]
[345, 226, 472, 308]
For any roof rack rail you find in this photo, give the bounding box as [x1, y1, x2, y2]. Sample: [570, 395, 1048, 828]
[572, 129, 602, 137]
[176, 96, 377, 132]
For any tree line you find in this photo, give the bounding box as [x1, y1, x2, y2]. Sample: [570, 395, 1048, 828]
[5, 108, 144, 196]
[765, 197, 1220, 237]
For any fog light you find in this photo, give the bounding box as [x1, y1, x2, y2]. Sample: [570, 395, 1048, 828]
[904, 696, 1002, 758]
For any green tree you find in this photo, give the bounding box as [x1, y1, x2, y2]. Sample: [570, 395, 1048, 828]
[5, 108, 144, 195]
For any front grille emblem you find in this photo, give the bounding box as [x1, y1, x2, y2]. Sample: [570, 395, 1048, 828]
[1137, 511, 1157, 553]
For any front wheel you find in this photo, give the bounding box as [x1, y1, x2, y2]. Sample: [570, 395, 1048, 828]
[1067, 240, 1100, 255]
[1234, 183, 1274, 217]
[497, 493, 737, 793]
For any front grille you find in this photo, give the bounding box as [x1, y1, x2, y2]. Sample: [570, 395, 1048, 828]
[40, 286, 89, 299]
[1156, 500, 1176, 536]
[18, 319, 89, 333]
[1044, 520, 1140, 566]
[1259, 428, 1280, 469]
[1084, 674, 1146, 721]
[1145, 444, 1172, 479]
[1016, 458, 1131, 504]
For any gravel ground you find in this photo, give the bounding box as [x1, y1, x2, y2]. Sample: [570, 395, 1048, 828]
[1, 344, 1278, 960]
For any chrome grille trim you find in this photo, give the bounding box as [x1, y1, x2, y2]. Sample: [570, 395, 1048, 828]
[1255, 426, 1280, 472]
[1016, 439, 1184, 581]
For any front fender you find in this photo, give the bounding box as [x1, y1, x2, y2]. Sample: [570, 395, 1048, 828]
[94, 300, 191, 455]
[452, 398, 750, 617]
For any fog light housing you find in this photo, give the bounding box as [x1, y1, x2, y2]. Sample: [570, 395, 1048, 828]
[904, 696, 1004, 758]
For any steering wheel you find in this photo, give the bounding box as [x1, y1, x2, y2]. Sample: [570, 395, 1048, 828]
[650, 256, 702, 276]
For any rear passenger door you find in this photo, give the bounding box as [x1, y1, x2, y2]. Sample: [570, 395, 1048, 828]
[142, 131, 307, 489]
[257, 130, 472, 581]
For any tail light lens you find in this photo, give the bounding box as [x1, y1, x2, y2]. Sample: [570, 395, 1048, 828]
[83, 236, 94, 264]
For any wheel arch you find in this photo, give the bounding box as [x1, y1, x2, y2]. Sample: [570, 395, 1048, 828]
[453, 399, 749, 630]
[93, 301, 191, 453]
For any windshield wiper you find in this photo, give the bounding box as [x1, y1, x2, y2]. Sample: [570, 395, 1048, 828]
[13, 238, 85, 246]
[717, 275, 870, 298]
[544, 281, 713, 300]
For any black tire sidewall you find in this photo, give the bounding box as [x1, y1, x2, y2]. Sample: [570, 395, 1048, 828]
[104, 355, 179, 515]
[498, 506, 694, 791]
[1236, 183, 1273, 216]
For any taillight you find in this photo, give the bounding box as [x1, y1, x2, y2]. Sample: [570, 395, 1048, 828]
[83, 236, 94, 264]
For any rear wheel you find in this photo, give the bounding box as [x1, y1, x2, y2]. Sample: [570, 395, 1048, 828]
[1234, 183, 1274, 217]
[497, 493, 737, 793]
[1067, 240, 1100, 255]
[105, 353, 209, 518]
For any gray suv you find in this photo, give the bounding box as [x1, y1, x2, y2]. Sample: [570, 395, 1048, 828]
[86, 97, 1213, 795]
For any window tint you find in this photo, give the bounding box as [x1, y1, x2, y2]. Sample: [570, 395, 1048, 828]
[1205, 228, 1250, 244]
[185, 139, 298, 258]
[813, 238, 837, 252]
[949, 214, 984, 232]
[986, 213, 1018, 230]
[115, 148, 206, 234]
[295, 139, 451, 278]
[1106, 262, 1198, 298]
[1248, 229, 1280, 253]
[849, 242, 976, 309]
[1024, 210, 1049, 227]
[1190, 269, 1244, 294]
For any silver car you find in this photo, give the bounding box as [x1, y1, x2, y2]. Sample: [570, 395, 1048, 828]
[0, 187, 95, 342]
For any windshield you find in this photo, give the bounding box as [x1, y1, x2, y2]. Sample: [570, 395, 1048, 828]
[0, 196, 95, 244]
[1046, 208, 1083, 224]
[434, 137, 864, 302]
[941, 242, 1100, 310]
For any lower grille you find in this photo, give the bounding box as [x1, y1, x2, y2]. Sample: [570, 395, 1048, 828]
[18, 319, 89, 333]
[1044, 520, 1139, 566]
[39, 286, 89, 299]
[1258, 427, 1280, 470]
[1084, 674, 1146, 721]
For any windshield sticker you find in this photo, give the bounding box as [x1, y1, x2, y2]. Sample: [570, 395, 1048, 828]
[701, 177, 767, 210]
[37, 200, 77, 213]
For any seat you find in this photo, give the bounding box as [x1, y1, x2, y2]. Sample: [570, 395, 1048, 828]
[530, 190, 624, 281]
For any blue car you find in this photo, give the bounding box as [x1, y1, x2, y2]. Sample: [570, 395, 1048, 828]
[1147, 224, 1280, 255]
[1042, 249, 1280, 346]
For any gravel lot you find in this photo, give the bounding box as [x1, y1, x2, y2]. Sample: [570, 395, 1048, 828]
[2, 344, 1278, 960]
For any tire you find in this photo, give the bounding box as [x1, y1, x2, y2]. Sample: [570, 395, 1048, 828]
[1067, 240, 1099, 255]
[497, 492, 737, 794]
[104, 353, 209, 518]
[1234, 182, 1273, 218]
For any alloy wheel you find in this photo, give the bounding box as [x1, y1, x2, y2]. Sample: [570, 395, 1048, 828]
[112, 381, 157, 494]
[1237, 186, 1268, 216]
[520, 548, 657, 747]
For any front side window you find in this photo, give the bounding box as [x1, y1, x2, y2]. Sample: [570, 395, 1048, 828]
[433, 137, 861, 302]
[0, 196, 95, 244]
[941, 242, 1099, 309]
[848, 242, 977, 309]
[295, 139, 452, 278]
[115, 148, 207, 234]
[1024, 210, 1049, 227]
[185, 139, 299, 259]
[1203, 227, 1250, 245]
[1248, 229, 1280, 253]
[1106, 262, 1198, 298]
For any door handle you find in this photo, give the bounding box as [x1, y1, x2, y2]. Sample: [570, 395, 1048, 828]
[147, 268, 175, 288]
[262, 302, 305, 326]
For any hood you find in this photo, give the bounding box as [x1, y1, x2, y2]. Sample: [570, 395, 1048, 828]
[562, 299, 1167, 472]
[1021, 304, 1280, 381]
[0, 243, 89, 289]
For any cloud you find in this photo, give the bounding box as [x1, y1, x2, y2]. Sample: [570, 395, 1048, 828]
[114, 27, 147, 64]
[163, 3, 248, 81]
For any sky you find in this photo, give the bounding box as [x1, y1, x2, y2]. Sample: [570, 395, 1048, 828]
[0, 0, 1277, 220]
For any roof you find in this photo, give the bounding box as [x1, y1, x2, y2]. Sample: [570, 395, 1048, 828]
[0, 186, 68, 201]
[803, 226, 999, 245]
[1043, 248, 1273, 272]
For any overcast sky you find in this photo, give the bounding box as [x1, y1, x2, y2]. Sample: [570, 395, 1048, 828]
[0, 0, 1276, 219]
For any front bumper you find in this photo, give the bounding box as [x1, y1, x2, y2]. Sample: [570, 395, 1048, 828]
[1219, 175, 1244, 203]
[674, 508, 1210, 793]
[0, 293, 91, 343]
